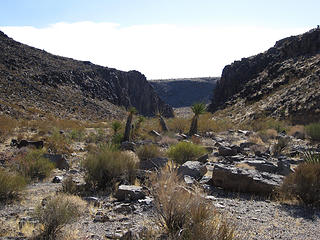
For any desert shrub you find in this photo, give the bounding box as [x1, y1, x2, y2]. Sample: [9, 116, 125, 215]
[34, 194, 86, 239]
[15, 149, 55, 180]
[159, 135, 179, 146]
[198, 114, 233, 133]
[280, 163, 320, 206]
[258, 129, 278, 142]
[136, 144, 163, 161]
[61, 176, 79, 195]
[111, 133, 124, 147]
[272, 137, 290, 157]
[247, 117, 288, 133]
[83, 145, 137, 190]
[0, 169, 26, 202]
[167, 117, 189, 134]
[168, 141, 207, 165]
[85, 128, 107, 144]
[150, 169, 238, 239]
[305, 122, 320, 141]
[67, 129, 85, 141]
[0, 116, 17, 142]
[46, 129, 72, 154]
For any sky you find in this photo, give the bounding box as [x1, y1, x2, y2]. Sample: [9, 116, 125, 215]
[0, 0, 318, 79]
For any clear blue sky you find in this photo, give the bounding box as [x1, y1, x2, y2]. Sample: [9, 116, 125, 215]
[1, 0, 318, 28]
[0, 1, 318, 79]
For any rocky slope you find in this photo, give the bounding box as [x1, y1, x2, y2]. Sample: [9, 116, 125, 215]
[208, 28, 320, 124]
[149, 77, 218, 108]
[0, 31, 173, 120]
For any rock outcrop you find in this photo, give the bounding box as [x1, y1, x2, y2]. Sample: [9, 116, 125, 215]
[150, 77, 218, 108]
[208, 28, 320, 124]
[0, 31, 173, 119]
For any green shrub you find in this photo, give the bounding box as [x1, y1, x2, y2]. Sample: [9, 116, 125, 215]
[0, 169, 26, 202]
[305, 122, 320, 141]
[83, 145, 137, 190]
[150, 169, 238, 240]
[168, 142, 207, 165]
[111, 121, 122, 135]
[136, 144, 163, 161]
[280, 163, 320, 206]
[46, 129, 72, 154]
[34, 194, 86, 239]
[68, 129, 85, 141]
[15, 149, 55, 180]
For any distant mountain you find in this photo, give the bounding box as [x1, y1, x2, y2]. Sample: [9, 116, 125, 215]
[0, 31, 173, 120]
[208, 28, 320, 124]
[149, 77, 218, 108]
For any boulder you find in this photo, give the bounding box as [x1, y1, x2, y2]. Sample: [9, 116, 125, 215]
[52, 176, 63, 183]
[277, 157, 295, 175]
[197, 154, 209, 163]
[139, 157, 168, 170]
[43, 154, 69, 170]
[177, 161, 207, 180]
[218, 146, 237, 156]
[211, 163, 283, 194]
[242, 159, 278, 173]
[114, 185, 146, 201]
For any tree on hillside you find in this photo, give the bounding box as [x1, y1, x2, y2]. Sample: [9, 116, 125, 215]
[123, 107, 137, 142]
[188, 103, 206, 136]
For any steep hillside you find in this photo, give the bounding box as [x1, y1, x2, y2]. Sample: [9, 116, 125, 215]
[149, 77, 218, 108]
[208, 28, 320, 124]
[0, 31, 173, 120]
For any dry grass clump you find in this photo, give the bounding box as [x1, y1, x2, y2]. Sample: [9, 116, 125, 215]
[158, 135, 178, 146]
[34, 194, 86, 240]
[136, 144, 163, 161]
[12, 149, 55, 181]
[272, 137, 290, 157]
[280, 162, 320, 206]
[258, 129, 278, 142]
[46, 129, 72, 154]
[83, 145, 137, 190]
[198, 113, 233, 133]
[0, 168, 26, 202]
[305, 122, 320, 141]
[288, 125, 305, 139]
[0, 115, 17, 142]
[149, 169, 239, 240]
[167, 117, 189, 134]
[168, 141, 207, 165]
[244, 117, 288, 133]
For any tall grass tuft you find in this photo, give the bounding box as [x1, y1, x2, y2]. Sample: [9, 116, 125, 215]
[0, 169, 26, 202]
[83, 145, 137, 190]
[149, 168, 239, 239]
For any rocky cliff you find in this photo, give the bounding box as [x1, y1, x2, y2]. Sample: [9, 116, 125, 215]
[208, 28, 320, 124]
[0, 31, 173, 120]
[150, 77, 218, 108]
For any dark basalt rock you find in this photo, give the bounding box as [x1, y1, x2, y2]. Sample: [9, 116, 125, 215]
[208, 28, 320, 124]
[0, 31, 174, 119]
[211, 163, 283, 195]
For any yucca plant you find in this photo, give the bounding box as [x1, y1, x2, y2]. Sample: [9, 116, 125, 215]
[123, 107, 137, 142]
[189, 103, 206, 136]
[303, 150, 320, 164]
